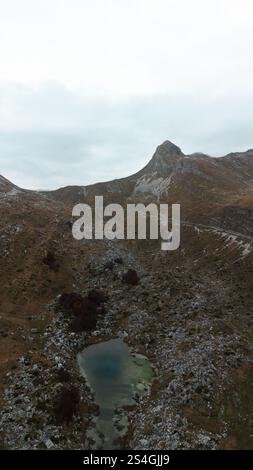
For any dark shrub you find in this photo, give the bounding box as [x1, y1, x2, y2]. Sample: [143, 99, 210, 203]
[59, 292, 85, 316]
[56, 367, 71, 383]
[42, 251, 59, 272]
[123, 269, 139, 286]
[53, 384, 80, 423]
[87, 289, 107, 305]
[82, 297, 98, 315]
[71, 313, 98, 332]
[58, 290, 106, 332]
[114, 256, 123, 264]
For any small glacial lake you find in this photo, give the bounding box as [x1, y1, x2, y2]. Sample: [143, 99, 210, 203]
[77, 338, 153, 449]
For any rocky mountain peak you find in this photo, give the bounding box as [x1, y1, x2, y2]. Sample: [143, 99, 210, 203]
[144, 140, 184, 174]
[155, 140, 183, 157]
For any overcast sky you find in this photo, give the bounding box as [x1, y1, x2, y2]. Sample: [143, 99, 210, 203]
[0, 0, 253, 189]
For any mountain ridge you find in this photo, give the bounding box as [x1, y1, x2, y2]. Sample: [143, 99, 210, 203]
[35, 141, 253, 236]
[1, 140, 253, 235]
[1, 140, 253, 196]
[45, 140, 253, 197]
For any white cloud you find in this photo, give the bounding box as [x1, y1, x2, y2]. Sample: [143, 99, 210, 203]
[0, 0, 252, 95]
[0, 0, 253, 189]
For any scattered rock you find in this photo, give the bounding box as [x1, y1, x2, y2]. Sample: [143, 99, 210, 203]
[44, 438, 54, 449]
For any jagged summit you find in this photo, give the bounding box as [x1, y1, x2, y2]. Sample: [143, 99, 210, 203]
[154, 140, 183, 157]
[144, 140, 184, 174]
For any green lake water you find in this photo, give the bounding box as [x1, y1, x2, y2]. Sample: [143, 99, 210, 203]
[77, 338, 153, 449]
